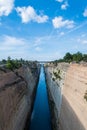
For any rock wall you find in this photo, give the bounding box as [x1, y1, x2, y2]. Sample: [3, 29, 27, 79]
[0, 63, 40, 130]
[45, 63, 69, 130]
[45, 63, 87, 130]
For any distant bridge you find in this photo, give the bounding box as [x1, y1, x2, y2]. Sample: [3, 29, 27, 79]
[39, 61, 51, 64]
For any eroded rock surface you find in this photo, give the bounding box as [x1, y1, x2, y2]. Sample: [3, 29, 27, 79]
[0, 62, 40, 130]
[45, 62, 87, 130]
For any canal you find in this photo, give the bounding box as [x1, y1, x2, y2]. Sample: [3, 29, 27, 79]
[29, 66, 52, 130]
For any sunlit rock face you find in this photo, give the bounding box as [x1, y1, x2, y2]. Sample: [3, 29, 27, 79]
[45, 62, 87, 130]
[0, 62, 40, 130]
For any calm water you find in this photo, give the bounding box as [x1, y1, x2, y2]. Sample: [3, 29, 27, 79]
[29, 66, 52, 130]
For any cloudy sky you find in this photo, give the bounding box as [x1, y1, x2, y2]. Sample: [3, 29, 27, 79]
[0, 0, 87, 61]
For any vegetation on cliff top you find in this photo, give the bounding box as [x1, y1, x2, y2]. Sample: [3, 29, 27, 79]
[6, 57, 22, 70]
[0, 57, 39, 71]
[53, 52, 87, 64]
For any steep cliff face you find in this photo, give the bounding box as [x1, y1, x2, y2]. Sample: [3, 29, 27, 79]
[45, 63, 87, 130]
[59, 63, 87, 130]
[0, 63, 40, 130]
[45, 63, 69, 130]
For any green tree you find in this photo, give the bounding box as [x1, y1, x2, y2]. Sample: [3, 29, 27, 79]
[6, 57, 22, 70]
[7, 56, 11, 62]
[83, 54, 87, 62]
[63, 52, 73, 62]
[2, 59, 6, 64]
[73, 52, 83, 62]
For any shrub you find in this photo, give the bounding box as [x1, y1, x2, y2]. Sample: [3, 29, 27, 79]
[84, 90, 87, 101]
[53, 70, 62, 80]
[6, 57, 22, 70]
[52, 77, 55, 81]
[6, 62, 13, 70]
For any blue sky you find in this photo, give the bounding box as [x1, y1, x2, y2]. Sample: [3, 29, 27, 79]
[0, 0, 87, 61]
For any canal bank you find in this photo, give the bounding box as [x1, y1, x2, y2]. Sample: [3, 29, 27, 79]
[29, 66, 52, 130]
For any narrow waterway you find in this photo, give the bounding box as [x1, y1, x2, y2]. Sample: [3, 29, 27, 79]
[29, 66, 52, 130]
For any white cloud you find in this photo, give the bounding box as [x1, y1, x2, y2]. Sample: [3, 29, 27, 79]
[81, 34, 86, 37]
[56, 0, 63, 3]
[16, 6, 48, 23]
[35, 47, 42, 51]
[52, 16, 74, 29]
[61, 1, 69, 10]
[77, 38, 87, 45]
[81, 40, 87, 44]
[83, 8, 87, 17]
[34, 38, 42, 47]
[66, 22, 87, 35]
[60, 32, 65, 35]
[0, 35, 28, 51]
[0, 0, 14, 16]
[3, 35, 26, 46]
[77, 38, 81, 42]
[82, 40, 87, 44]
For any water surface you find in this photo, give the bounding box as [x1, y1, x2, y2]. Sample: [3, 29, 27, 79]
[29, 66, 52, 130]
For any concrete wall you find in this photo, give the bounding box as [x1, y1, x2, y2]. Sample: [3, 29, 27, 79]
[45, 63, 87, 130]
[0, 63, 40, 130]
